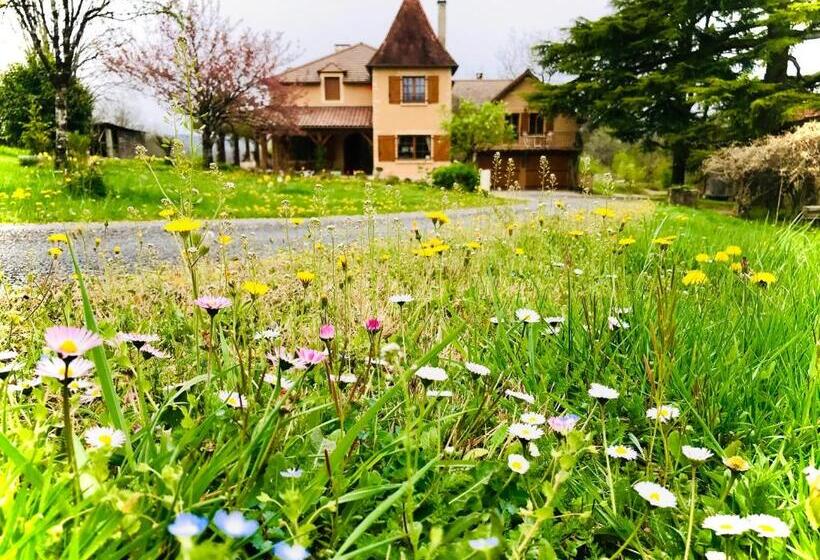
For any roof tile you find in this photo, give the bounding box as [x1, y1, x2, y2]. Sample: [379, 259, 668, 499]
[295, 106, 373, 129]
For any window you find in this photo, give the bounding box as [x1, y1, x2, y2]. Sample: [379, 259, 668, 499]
[505, 114, 520, 139]
[324, 77, 341, 101]
[398, 136, 432, 160]
[528, 113, 545, 135]
[402, 76, 426, 103]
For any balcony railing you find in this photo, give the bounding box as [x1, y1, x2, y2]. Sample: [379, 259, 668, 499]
[497, 131, 579, 150]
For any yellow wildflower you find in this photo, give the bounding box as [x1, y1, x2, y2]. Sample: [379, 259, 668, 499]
[514, 247, 525, 256]
[750, 272, 776, 287]
[296, 271, 316, 287]
[714, 251, 730, 263]
[113, 246, 121, 255]
[593, 207, 615, 218]
[652, 236, 676, 247]
[568, 229, 585, 238]
[722, 456, 751, 472]
[618, 237, 636, 246]
[730, 262, 742, 273]
[465, 241, 481, 250]
[290, 218, 304, 226]
[11, 188, 30, 200]
[48, 233, 69, 244]
[554, 200, 565, 210]
[242, 281, 270, 297]
[48, 247, 63, 259]
[426, 211, 450, 226]
[159, 208, 176, 219]
[695, 253, 712, 264]
[725, 245, 742, 256]
[217, 234, 232, 246]
[682, 270, 708, 286]
[164, 218, 202, 235]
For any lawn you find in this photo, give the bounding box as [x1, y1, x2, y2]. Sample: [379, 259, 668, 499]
[0, 202, 818, 559]
[0, 145, 501, 223]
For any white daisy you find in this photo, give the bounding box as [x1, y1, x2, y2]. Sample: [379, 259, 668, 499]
[633, 481, 677, 508]
[520, 412, 546, 425]
[608, 316, 630, 330]
[682, 445, 713, 463]
[746, 514, 790, 538]
[415, 366, 448, 383]
[528, 441, 541, 457]
[36, 355, 94, 381]
[588, 383, 619, 400]
[0, 361, 23, 376]
[504, 389, 535, 404]
[426, 389, 453, 398]
[489, 316, 501, 325]
[464, 362, 490, 376]
[702, 514, 748, 536]
[334, 373, 358, 384]
[254, 327, 282, 341]
[7, 377, 42, 393]
[388, 294, 414, 305]
[263, 374, 294, 391]
[607, 444, 638, 461]
[646, 405, 680, 423]
[468, 536, 500, 551]
[219, 391, 247, 409]
[705, 552, 727, 560]
[0, 350, 19, 362]
[507, 454, 530, 474]
[508, 423, 544, 441]
[280, 468, 303, 479]
[515, 308, 540, 323]
[804, 466, 820, 487]
[84, 426, 126, 449]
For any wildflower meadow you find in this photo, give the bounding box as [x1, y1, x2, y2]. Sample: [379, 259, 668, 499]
[0, 199, 818, 559]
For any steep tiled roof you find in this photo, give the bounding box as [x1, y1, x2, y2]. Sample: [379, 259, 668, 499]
[452, 80, 512, 104]
[368, 0, 457, 70]
[295, 106, 373, 129]
[280, 44, 377, 84]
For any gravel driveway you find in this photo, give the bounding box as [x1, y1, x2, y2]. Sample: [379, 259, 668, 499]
[1, 191, 646, 281]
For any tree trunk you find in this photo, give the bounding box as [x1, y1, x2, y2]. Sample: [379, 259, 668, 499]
[671, 143, 689, 186]
[202, 127, 214, 169]
[54, 84, 69, 169]
[244, 137, 251, 161]
[253, 139, 260, 166]
[216, 133, 227, 165]
[232, 135, 240, 166]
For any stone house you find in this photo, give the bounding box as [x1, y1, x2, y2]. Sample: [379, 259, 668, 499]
[270, 0, 580, 188]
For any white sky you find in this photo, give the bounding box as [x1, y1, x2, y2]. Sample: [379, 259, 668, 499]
[1, 0, 818, 134]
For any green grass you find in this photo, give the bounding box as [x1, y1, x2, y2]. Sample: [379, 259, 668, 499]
[0, 145, 500, 223]
[0, 203, 817, 559]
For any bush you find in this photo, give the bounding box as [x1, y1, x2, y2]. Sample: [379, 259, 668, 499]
[64, 163, 107, 198]
[431, 162, 480, 191]
[18, 155, 40, 167]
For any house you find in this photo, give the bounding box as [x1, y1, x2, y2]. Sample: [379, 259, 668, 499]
[91, 122, 164, 159]
[271, 0, 580, 188]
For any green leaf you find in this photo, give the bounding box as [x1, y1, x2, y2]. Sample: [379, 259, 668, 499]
[0, 431, 43, 489]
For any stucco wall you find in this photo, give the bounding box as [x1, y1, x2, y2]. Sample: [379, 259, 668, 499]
[289, 81, 373, 107]
[372, 68, 452, 180]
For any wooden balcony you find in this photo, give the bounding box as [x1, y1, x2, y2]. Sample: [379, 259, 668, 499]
[511, 131, 579, 150]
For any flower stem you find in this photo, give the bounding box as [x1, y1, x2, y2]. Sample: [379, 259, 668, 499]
[610, 511, 647, 560]
[61, 382, 80, 498]
[600, 405, 617, 512]
[683, 464, 698, 560]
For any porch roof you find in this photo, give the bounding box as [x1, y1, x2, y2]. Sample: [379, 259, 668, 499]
[295, 106, 373, 129]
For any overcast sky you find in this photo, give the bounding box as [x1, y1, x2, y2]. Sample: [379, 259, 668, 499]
[1, 0, 818, 134]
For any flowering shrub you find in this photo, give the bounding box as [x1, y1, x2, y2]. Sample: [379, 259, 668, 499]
[0, 203, 817, 559]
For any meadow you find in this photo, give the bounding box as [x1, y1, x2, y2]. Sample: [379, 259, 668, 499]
[0, 200, 818, 559]
[0, 146, 499, 223]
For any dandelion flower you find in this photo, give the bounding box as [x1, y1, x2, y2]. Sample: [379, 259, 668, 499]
[682, 445, 713, 463]
[618, 237, 636, 247]
[633, 481, 677, 508]
[682, 270, 708, 286]
[273, 541, 310, 560]
[48, 233, 69, 243]
[194, 295, 232, 317]
[507, 454, 530, 474]
[722, 455, 751, 472]
[464, 362, 490, 377]
[746, 514, 790, 538]
[415, 366, 448, 383]
[714, 251, 730, 263]
[702, 514, 748, 536]
[749, 272, 776, 287]
[163, 218, 202, 235]
[646, 405, 680, 423]
[725, 245, 742, 256]
[515, 308, 540, 323]
[695, 253, 712, 264]
[167, 513, 208, 538]
[607, 445, 638, 461]
[468, 536, 500, 551]
[296, 271, 315, 287]
[589, 383, 619, 400]
[652, 236, 675, 247]
[219, 391, 247, 409]
[84, 426, 126, 449]
[520, 412, 546, 425]
[547, 414, 580, 436]
[213, 510, 259, 539]
[426, 211, 450, 226]
[242, 281, 270, 297]
[508, 423, 544, 441]
[593, 207, 615, 218]
[44, 326, 103, 358]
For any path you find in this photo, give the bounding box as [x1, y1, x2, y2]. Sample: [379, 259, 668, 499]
[0, 191, 647, 280]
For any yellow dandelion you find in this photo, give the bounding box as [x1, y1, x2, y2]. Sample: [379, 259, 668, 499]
[465, 241, 481, 250]
[593, 207, 615, 218]
[290, 218, 304, 226]
[296, 270, 316, 287]
[48, 247, 63, 259]
[242, 281, 270, 297]
[695, 253, 712, 264]
[164, 218, 202, 235]
[48, 233, 69, 244]
[217, 234, 232, 246]
[618, 237, 636, 246]
[159, 208, 176, 219]
[426, 211, 450, 226]
[682, 270, 708, 286]
[714, 251, 730, 263]
[338, 255, 348, 270]
[514, 247, 525, 256]
[554, 200, 565, 210]
[568, 229, 585, 238]
[725, 245, 742, 256]
[730, 262, 742, 273]
[723, 456, 751, 472]
[750, 272, 776, 287]
[113, 246, 121, 255]
[652, 236, 676, 247]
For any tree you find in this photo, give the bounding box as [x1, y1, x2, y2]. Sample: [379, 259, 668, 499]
[444, 100, 515, 162]
[532, 0, 819, 185]
[108, 0, 293, 168]
[0, 54, 94, 150]
[2, 0, 120, 168]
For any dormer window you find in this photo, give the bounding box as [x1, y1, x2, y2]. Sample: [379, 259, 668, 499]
[402, 76, 426, 103]
[324, 76, 341, 101]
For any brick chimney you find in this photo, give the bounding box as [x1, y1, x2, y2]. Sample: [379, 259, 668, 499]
[437, 0, 447, 47]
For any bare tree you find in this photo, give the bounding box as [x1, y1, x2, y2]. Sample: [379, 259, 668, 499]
[108, 0, 294, 168]
[496, 29, 547, 80]
[1, 0, 126, 168]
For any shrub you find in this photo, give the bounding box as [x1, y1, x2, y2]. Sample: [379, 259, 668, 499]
[702, 122, 819, 216]
[431, 162, 480, 191]
[64, 163, 107, 198]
